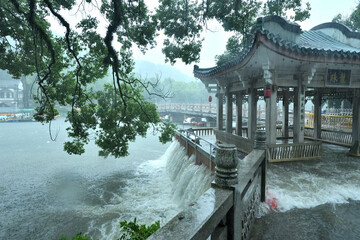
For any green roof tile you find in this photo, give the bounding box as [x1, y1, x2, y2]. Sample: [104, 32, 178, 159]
[194, 17, 360, 78]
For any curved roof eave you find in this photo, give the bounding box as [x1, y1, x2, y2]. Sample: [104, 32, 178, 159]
[193, 38, 258, 80]
[194, 29, 360, 79]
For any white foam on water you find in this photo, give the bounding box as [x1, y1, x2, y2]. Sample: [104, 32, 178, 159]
[166, 142, 213, 206]
[267, 163, 360, 212]
[88, 141, 213, 240]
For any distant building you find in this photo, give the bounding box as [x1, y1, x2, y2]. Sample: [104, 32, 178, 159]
[0, 71, 23, 110]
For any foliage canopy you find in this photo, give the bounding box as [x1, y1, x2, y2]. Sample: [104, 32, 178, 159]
[1, 0, 310, 157]
[332, 1, 360, 31]
[215, 0, 311, 66]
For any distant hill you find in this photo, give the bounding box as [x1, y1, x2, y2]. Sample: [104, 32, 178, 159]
[134, 60, 197, 82]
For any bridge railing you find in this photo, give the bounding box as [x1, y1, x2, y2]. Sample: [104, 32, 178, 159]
[148, 130, 267, 240]
[157, 103, 217, 114]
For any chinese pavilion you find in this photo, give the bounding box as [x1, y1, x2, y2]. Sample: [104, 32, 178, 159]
[194, 16, 360, 157]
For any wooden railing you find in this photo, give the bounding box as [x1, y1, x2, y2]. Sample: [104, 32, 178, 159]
[267, 142, 322, 163]
[149, 130, 267, 240]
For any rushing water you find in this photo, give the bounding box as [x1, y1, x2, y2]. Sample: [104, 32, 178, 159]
[253, 143, 360, 240]
[0, 119, 213, 240]
[2, 119, 360, 240]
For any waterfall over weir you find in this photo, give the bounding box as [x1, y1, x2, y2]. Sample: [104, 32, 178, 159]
[86, 141, 214, 240]
[165, 141, 214, 206]
[1, 121, 218, 240]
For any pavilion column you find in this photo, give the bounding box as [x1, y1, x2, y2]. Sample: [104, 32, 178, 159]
[349, 89, 360, 156]
[236, 92, 243, 136]
[265, 85, 277, 144]
[248, 87, 257, 140]
[293, 83, 305, 143]
[282, 89, 289, 138]
[217, 90, 224, 130]
[226, 91, 233, 134]
[313, 90, 322, 139]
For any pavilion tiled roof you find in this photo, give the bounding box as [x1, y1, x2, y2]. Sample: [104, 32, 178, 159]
[194, 16, 360, 78]
[298, 31, 360, 53]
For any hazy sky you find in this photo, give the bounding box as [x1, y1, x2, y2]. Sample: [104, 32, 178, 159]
[49, 0, 359, 78]
[133, 0, 359, 77]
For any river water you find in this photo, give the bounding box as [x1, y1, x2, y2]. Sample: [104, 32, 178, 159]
[2, 119, 360, 240]
[253, 143, 360, 240]
[0, 119, 212, 240]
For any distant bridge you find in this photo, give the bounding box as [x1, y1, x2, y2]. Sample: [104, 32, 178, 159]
[156, 103, 218, 126]
[156, 103, 218, 118]
[156, 103, 254, 126]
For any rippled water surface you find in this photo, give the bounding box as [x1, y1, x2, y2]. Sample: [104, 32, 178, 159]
[0, 119, 212, 240]
[2, 120, 359, 239]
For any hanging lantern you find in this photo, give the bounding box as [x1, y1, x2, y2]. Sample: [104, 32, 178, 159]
[208, 96, 212, 102]
[264, 88, 271, 98]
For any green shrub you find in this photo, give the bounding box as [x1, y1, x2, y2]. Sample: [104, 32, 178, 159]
[119, 218, 160, 240]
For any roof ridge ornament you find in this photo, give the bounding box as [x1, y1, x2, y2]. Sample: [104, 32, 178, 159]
[257, 15, 302, 33]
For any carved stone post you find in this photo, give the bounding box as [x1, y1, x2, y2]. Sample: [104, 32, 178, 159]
[214, 143, 238, 186]
[212, 142, 238, 239]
